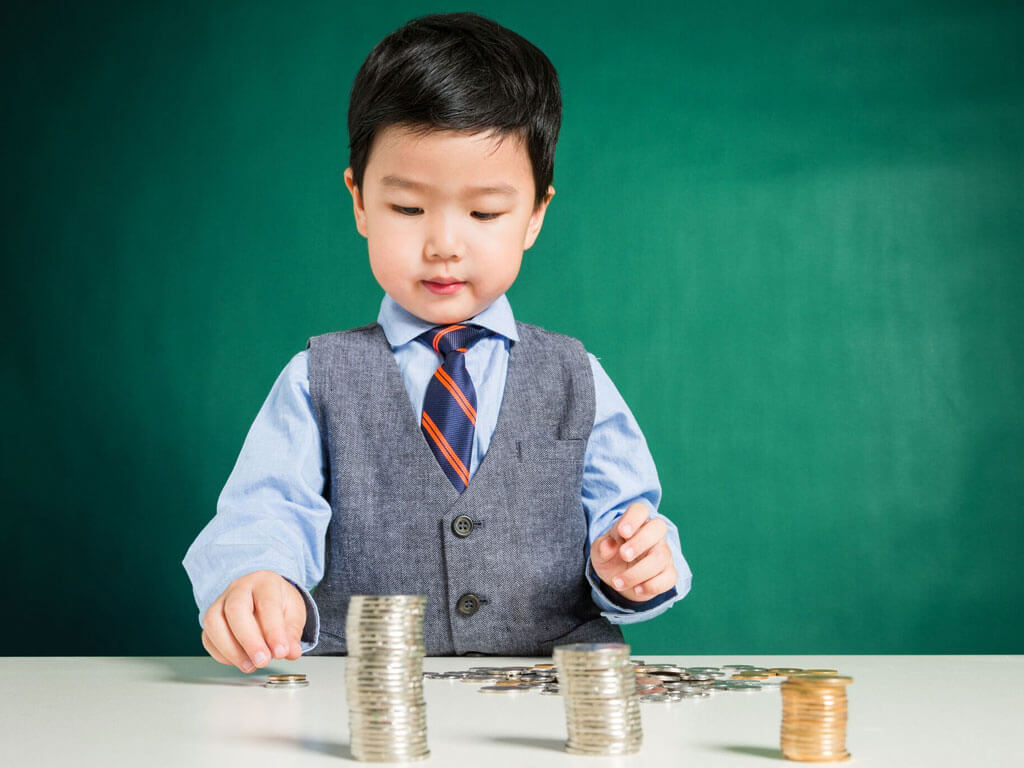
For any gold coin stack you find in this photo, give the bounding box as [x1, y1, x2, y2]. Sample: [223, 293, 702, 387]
[780, 674, 853, 762]
[553, 643, 642, 756]
[345, 595, 429, 762]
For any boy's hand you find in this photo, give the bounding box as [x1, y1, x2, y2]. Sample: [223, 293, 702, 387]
[201, 570, 306, 673]
[591, 502, 677, 603]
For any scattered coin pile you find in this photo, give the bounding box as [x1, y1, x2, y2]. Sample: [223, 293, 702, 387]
[425, 662, 837, 702]
[553, 643, 643, 756]
[345, 595, 429, 762]
[780, 674, 853, 762]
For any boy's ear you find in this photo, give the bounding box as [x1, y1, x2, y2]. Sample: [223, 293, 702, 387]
[523, 185, 555, 251]
[344, 168, 368, 237]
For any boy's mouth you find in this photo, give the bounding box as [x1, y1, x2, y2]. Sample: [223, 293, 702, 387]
[422, 279, 466, 295]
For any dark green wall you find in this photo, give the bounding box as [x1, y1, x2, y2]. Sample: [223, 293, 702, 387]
[4, 0, 1022, 655]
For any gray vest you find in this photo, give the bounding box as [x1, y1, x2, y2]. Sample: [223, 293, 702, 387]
[306, 321, 623, 655]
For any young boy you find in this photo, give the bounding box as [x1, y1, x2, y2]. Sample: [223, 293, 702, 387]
[184, 12, 691, 672]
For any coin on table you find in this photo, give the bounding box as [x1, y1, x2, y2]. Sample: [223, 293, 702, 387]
[714, 680, 763, 691]
[517, 673, 556, 683]
[265, 673, 308, 689]
[640, 692, 682, 703]
[733, 672, 771, 681]
[479, 684, 533, 694]
[685, 667, 723, 676]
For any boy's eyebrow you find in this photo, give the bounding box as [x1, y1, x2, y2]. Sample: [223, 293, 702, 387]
[380, 175, 518, 197]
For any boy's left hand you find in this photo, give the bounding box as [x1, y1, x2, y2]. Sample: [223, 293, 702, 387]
[591, 501, 677, 603]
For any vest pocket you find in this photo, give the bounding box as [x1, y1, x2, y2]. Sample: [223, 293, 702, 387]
[516, 438, 585, 462]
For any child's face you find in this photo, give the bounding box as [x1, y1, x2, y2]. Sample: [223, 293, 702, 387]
[345, 125, 553, 325]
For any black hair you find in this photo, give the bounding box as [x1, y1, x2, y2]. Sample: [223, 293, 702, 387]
[347, 12, 561, 208]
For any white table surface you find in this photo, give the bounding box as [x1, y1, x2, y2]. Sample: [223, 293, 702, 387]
[1, 655, 1020, 766]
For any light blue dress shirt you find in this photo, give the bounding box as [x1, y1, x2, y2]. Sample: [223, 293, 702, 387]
[184, 295, 691, 650]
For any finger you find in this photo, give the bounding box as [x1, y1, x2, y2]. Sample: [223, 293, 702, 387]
[590, 531, 620, 566]
[282, 582, 307, 660]
[632, 566, 678, 599]
[223, 588, 273, 669]
[614, 501, 651, 540]
[619, 517, 668, 563]
[617, 543, 671, 592]
[253, 577, 290, 660]
[204, 604, 257, 673]
[201, 629, 231, 666]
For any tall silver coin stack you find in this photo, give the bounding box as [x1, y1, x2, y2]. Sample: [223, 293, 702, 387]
[345, 595, 429, 762]
[552, 643, 643, 756]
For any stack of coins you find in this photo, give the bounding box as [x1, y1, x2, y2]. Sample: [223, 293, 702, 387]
[780, 674, 853, 762]
[553, 643, 642, 756]
[345, 595, 429, 762]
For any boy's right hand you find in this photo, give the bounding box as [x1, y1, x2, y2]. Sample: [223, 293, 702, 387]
[201, 570, 306, 673]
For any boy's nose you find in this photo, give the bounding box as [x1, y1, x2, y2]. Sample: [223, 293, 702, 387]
[423, 216, 462, 261]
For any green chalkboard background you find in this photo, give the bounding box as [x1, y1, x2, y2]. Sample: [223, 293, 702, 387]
[4, 0, 1022, 655]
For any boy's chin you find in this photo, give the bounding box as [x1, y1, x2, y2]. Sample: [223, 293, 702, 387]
[424, 312, 475, 326]
[405, 300, 483, 326]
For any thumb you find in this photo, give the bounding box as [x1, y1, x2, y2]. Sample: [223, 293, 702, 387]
[591, 530, 620, 567]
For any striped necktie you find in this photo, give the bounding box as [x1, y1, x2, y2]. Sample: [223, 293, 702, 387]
[418, 323, 492, 492]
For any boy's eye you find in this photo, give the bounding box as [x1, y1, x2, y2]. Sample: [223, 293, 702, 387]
[471, 211, 501, 221]
[392, 206, 423, 216]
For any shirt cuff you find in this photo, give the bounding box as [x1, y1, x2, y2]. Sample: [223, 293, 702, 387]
[586, 559, 683, 624]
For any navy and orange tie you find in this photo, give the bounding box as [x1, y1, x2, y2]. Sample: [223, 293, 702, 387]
[419, 324, 492, 492]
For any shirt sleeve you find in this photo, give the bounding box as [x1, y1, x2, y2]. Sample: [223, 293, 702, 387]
[182, 350, 328, 652]
[583, 354, 692, 623]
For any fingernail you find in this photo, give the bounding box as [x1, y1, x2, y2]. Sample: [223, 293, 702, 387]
[613, 577, 624, 589]
[622, 546, 634, 561]
[635, 585, 645, 596]
[241, 660, 255, 673]
[619, 523, 633, 537]
[273, 644, 288, 658]
[253, 651, 268, 666]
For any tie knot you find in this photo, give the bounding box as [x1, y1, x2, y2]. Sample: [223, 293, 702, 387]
[420, 324, 492, 357]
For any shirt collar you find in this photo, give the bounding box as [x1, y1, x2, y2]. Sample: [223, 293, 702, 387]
[377, 294, 519, 348]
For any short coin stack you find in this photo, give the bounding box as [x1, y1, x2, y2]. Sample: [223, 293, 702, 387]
[552, 643, 642, 756]
[264, 673, 308, 689]
[780, 674, 853, 762]
[345, 595, 429, 762]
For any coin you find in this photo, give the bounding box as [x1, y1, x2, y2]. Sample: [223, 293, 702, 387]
[479, 683, 535, 693]
[686, 667, 724, 677]
[640, 692, 682, 703]
[264, 673, 309, 689]
[733, 670, 772, 680]
[715, 680, 763, 692]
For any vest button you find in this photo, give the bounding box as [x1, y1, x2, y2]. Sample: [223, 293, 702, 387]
[456, 593, 481, 616]
[451, 515, 474, 538]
